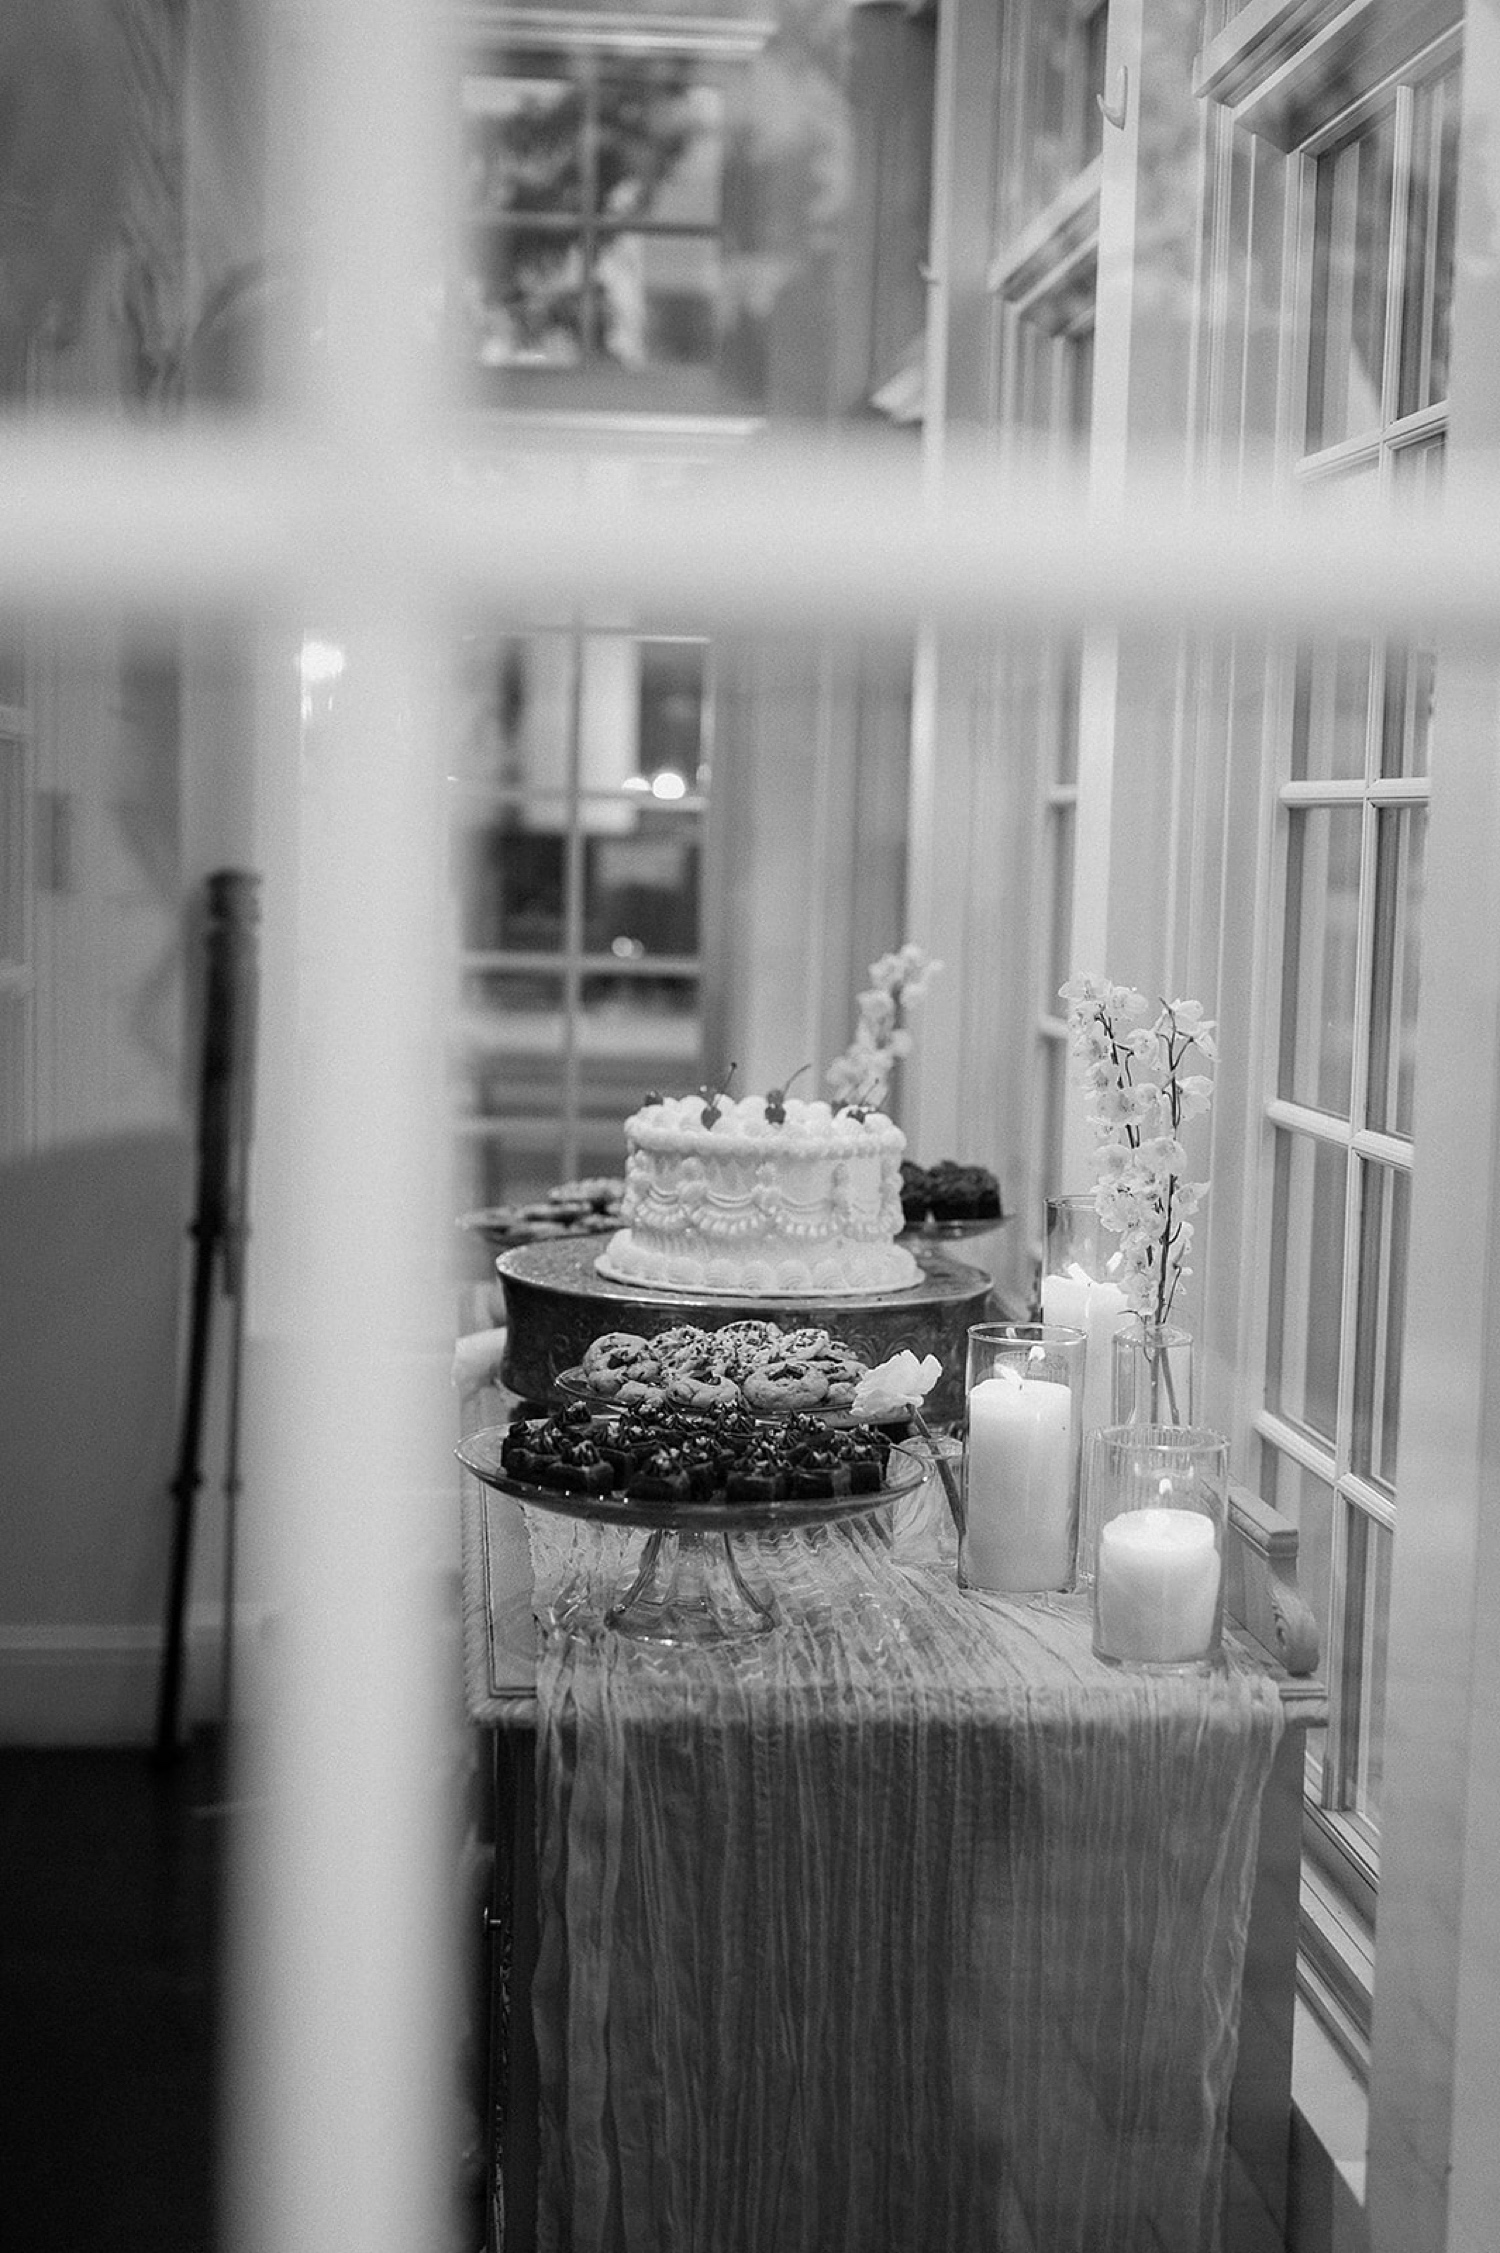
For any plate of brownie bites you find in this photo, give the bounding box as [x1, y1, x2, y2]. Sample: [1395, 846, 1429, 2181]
[898, 1159, 1005, 1238]
[458, 1400, 924, 1532]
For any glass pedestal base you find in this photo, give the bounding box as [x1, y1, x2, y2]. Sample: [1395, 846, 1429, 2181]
[606, 1527, 775, 1644]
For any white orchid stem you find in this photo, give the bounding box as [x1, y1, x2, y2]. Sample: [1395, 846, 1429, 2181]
[912, 1405, 964, 1538]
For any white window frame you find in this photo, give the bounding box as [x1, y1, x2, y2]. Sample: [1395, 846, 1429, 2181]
[989, 170, 1100, 1263]
[4, 0, 1500, 2243]
[1195, 10, 1461, 2074]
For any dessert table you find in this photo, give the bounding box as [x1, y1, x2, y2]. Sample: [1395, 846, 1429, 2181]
[460, 1374, 1324, 2253]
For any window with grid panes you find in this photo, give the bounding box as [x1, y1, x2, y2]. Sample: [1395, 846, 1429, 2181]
[458, 18, 767, 416]
[1257, 39, 1458, 1906]
[1032, 0, 1108, 178]
[449, 12, 767, 1218]
[996, 265, 1095, 1249]
[450, 617, 711, 1209]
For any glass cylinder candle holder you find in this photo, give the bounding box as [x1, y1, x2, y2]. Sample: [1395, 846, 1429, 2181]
[1111, 1320, 1196, 1427]
[961, 1322, 1086, 1595]
[1040, 1195, 1132, 1436]
[886, 1432, 964, 1572]
[1090, 1424, 1228, 1671]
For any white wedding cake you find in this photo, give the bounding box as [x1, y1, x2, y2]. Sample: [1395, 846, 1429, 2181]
[597, 1094, 921, 1297]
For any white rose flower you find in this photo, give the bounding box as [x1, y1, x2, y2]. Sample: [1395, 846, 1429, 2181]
[850, 1349, 943, 1422]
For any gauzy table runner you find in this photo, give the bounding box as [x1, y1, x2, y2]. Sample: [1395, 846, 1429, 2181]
[524, 1515, 1284, 2253]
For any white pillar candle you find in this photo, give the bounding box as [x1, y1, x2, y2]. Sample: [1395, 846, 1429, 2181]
[964, 1368, 1075, 1592]
[1041, 1262, 1130, 1432]
[1095, 1505, 1221, 1663]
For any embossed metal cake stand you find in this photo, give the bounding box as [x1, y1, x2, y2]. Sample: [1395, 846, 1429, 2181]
[492, 1235, 997, 1426]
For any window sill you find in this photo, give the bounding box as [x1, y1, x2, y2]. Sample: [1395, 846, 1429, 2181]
[1289, 1996, 1370, 2253]
[1299, 1851, 1374, 2077]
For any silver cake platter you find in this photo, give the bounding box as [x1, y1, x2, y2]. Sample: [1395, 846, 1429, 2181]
[492, 1234, 995, 1426]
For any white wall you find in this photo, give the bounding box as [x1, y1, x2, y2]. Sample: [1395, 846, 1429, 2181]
[0, 0, 264, 1744]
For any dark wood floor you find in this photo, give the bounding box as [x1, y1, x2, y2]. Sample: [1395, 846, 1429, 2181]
[0, 1733, 223, 2253]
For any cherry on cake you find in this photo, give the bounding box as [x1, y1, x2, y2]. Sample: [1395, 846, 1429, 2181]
[597, 1093, 921, 1297]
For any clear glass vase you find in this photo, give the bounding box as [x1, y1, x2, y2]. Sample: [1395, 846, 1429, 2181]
[885, 1431, 964, 1572]
[1111, 1321, 1195, 1428]
[1040, 1195, 1132, 1434]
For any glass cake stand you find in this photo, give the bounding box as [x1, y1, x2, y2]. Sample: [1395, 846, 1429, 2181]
[456, 1429, 925, 1646]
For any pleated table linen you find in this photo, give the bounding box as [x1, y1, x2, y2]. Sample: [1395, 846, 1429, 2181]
[523, 1514, 1284, 2253]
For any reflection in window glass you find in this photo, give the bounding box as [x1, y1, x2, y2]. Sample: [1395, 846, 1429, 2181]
[583, 826, 701, 957]
[1279, 805, 1362, 1115]
[1261, 1441, 1333, 1777]
[1055, 640, 1081, 788]
[580, 970, 700, 1047]
[1307, 107, 1396, 449]
[464, 74, 584, 216]
[458, 808, 567, 954]
[460, 967, 566, 1025]
[1353, 1163, 1410, 1496]
[1290, 637, 1370, 782]
[0, 992, 24, 1157]
[1399, 66, 1461, 417]
[0, 623, 23, 710]
[1046, 799, 1075, 1005]
[454, 633, 572, 789]
[460, 50, 739, 401]
[1348, 1508, 1393, 1834]
[451, 619, 710, 1214]
[1379, 635, 1436, 781]
[1267, 1129, 1347, 1447]
[638, 639, 708, 787]
[1367, 807, 1424, 1138]
[0, 734, 25, 964]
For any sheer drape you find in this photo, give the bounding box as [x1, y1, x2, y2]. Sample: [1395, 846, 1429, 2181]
[529, 1519, 1283, 2253]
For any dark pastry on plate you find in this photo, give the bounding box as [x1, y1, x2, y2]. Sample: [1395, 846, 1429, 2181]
[788, 1447, 852, 1499]
[924, 1159, 1002, 1221]
[899, 1160, 932, 1227]
[628, 1448, 693, 1504]
[725, 1448, 788, 1502]
[549, 1440, 615, 1494]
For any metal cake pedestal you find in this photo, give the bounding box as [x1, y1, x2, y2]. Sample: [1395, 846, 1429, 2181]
[493, 1235, 995, 1426]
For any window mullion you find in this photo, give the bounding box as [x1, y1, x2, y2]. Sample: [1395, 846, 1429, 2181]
[561, 622, 586, 1181]
[1381, 85, 1417, 442]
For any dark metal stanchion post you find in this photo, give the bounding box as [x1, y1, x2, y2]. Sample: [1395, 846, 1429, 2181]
[154, 869, 260, 1763]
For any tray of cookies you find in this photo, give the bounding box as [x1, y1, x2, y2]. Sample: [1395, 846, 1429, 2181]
[559, 1320, 879, 1416]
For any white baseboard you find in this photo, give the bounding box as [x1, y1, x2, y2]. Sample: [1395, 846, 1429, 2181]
[0, 1610, 249, 1744]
